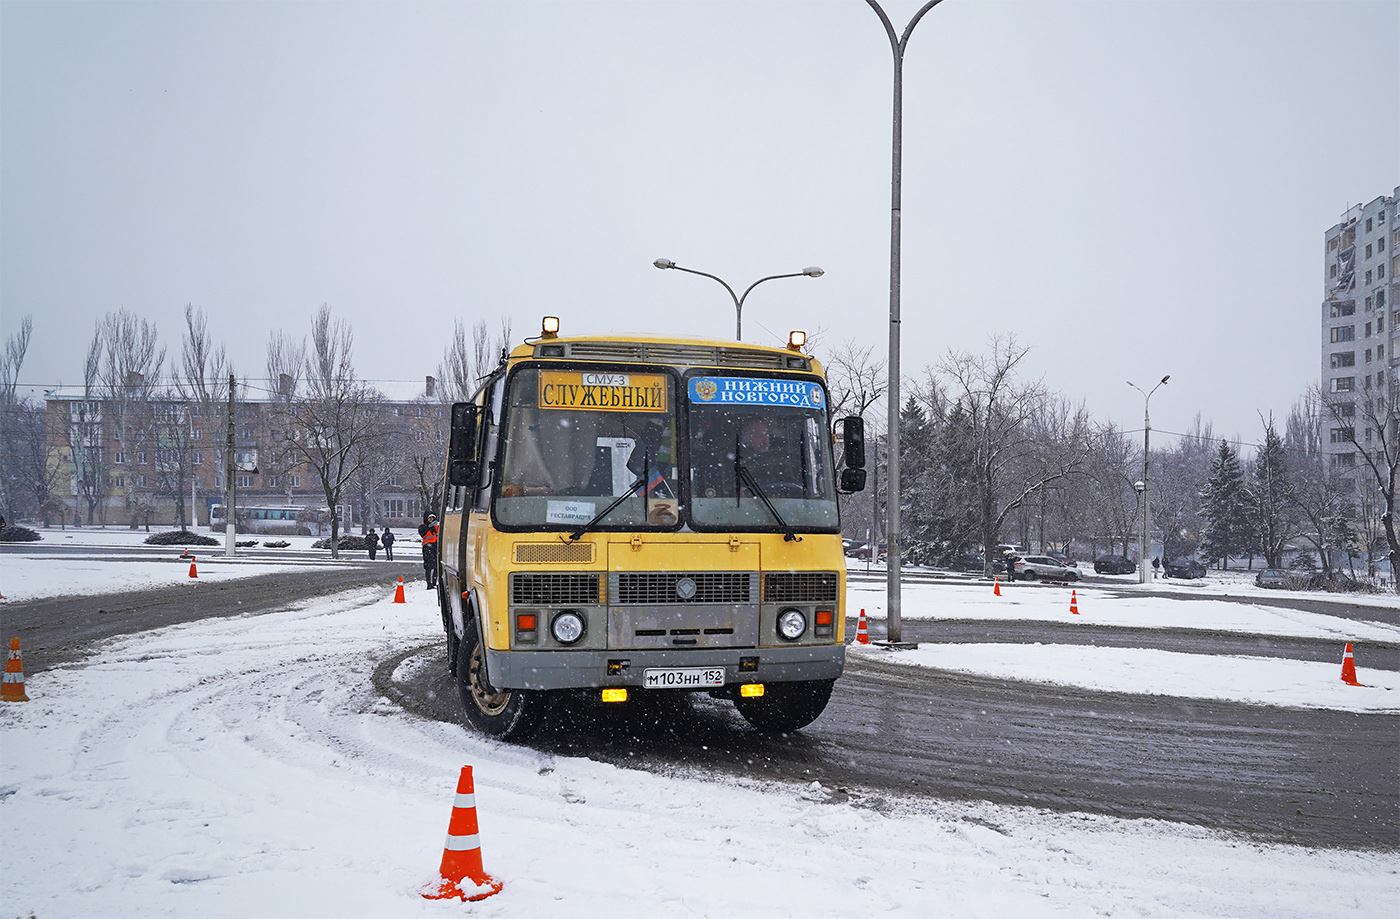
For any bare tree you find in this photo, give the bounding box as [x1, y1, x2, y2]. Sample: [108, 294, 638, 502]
[822, 339, 887, 542]
[1152, 414, 1217, 560]
[925, 336, 1089, 576]
[96, 309, 165, 527]
[1081, 423, 1138, 557]
[437, 317, 512, 404]
[1286, 392, 1342, 573]
[263, 329, 305, 505]
[268, 306, 387, 557]
[68, 324, 108, 525]
[0, 315, 33, 516]
[1321, 378, 1399, 593]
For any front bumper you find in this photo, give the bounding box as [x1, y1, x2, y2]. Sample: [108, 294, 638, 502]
[484, 643, 845, 692]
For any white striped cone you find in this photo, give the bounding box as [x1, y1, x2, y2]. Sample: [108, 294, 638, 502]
[421, 766, 503, 901]
[3, 637, 30, 702]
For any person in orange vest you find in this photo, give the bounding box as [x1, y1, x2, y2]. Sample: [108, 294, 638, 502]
[418, 513, 440, 590]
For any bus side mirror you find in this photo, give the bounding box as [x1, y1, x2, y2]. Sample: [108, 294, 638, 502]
[447, 402, 481, 487]
[838, 416, 866, 493]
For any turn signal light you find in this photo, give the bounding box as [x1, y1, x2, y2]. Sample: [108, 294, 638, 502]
[739, 683, 765, 698]
[815, 610, 833, 625]
[517, 614, 537, 630]
[601, 688, 628, 703]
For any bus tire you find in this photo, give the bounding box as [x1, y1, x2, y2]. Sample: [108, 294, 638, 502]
[456, 624, 546, 740]
[733, 678, 834, 734]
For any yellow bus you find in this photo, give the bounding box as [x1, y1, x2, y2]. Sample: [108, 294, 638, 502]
[436, 317, 867, 739]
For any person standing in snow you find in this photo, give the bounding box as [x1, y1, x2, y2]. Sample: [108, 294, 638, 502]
[381, 527, 395, 561]
[366, 528, 379, 560]
[419, 513, 439, 590]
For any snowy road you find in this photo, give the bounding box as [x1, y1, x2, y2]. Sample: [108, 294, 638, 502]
[384, 628, 1399, 849]
[4, 542, 1399, 915]
[4, 583, 1397, 918]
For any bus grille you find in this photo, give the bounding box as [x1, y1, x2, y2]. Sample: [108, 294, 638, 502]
[510, 573, 600, 606]
[612, 572, 755, 605]
[763, 571, 840, 604]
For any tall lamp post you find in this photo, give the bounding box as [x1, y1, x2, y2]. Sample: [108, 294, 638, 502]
[867, 0, 943, 645]
[1128, 375, 1169, 584]
[652, 259, 823, 341]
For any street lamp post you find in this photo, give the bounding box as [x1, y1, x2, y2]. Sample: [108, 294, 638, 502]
[652, 259, 823, 341]
[867, 0, 942, 645]
[1128, 375, 1169, 584]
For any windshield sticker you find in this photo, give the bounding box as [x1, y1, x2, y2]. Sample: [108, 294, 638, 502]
[545, 500, 597, 525]
[540, 372, 668, 412]
[689, 377, 825, 409]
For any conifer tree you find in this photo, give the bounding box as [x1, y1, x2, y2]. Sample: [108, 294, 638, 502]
[1249, 420, 1295, 568]
[1199, 440, 1253, 568]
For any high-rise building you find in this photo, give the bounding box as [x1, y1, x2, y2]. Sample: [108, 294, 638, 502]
[1321, 186, 1399, 473]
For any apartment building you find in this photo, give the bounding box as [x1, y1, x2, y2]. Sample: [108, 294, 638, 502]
[1321, 187, 1399, 475]
[42, 376, 448, 531]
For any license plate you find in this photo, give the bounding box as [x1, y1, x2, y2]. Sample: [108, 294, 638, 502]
[642, 667, 725, 689]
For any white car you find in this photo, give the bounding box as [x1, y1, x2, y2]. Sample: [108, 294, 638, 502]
[1013, 555, 1080, 581]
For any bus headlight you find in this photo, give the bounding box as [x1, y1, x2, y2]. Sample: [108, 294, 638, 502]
[551, 610, 586, 644]
[777, 608, 807, 641]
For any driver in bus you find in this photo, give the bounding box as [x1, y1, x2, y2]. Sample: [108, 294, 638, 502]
[738, 416, 795, 495]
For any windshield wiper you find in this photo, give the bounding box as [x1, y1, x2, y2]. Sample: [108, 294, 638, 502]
[567, 470, 649, 541]
[734, 443, 801, 542]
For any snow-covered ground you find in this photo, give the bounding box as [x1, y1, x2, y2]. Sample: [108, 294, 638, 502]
[0, 525, 408, 601]
[2, 536, 1398, 916]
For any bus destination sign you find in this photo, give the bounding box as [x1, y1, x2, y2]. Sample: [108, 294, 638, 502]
[539, 372, 668, 412]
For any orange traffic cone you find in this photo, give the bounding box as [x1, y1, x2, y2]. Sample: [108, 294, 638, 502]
[393, 576, 406, 604]
[1341, 643, 1363, 687]
[1070, 590, 1079, 615]
[993, 578, 1001, 596]
[3, 638, 29, 702]
[422, 766, 503, 902]
[855, 608, 870, 645]
[188, 556, 198, 579]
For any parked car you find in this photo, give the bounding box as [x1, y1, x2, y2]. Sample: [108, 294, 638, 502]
[1047, 550, 1077, 567]
[1164, 558, 1207, 579]
[1094, 555, 1137, 575]
[1255, 568, 1288, 589]
[1014, 555, 1081, 581]
[951, 554, 985, 572]
[847, 542, 886, 561]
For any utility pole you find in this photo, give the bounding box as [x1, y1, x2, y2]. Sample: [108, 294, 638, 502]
[225, 373, 236, 558]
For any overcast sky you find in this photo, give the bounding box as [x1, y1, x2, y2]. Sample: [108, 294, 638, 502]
[3, 0, 1397, 450]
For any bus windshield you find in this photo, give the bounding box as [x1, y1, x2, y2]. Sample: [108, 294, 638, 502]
[492, 366, 839, 533]
[685, 376, 838, 531]
[494, 367, 679, 529]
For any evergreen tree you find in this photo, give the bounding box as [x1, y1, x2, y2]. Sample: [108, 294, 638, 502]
[1199, 440, 1253, 568]
[1249, 420, 1295, 569]
[1326, 505, 1363, 578]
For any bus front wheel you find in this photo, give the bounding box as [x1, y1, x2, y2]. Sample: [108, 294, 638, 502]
[456, 626, 546, 740]
[733, 678, 834, 734]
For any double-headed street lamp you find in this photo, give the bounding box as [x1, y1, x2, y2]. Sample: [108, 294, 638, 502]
[652, 259, 823, 341]
[1128, 375, 1169, 584]
[867, 0, 943, 645]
